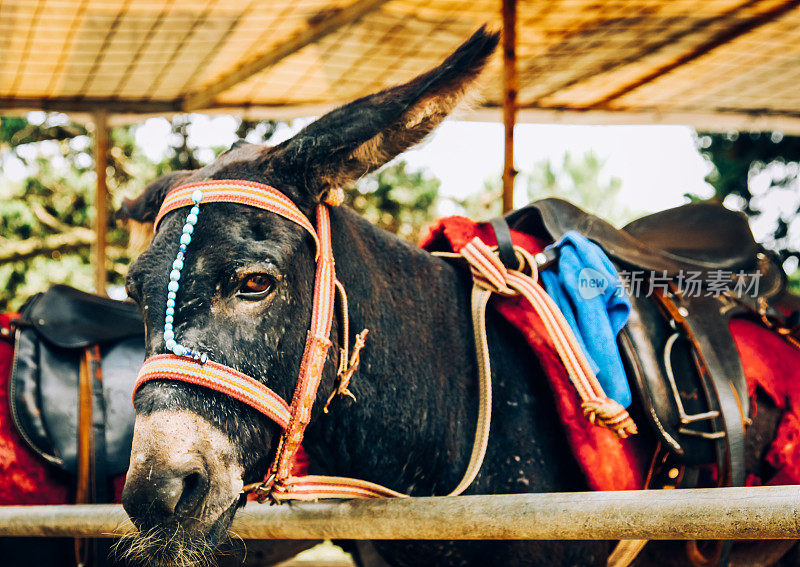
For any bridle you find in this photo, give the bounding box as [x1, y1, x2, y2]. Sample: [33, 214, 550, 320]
[133, 179, 394, 501]
[133, 178, 635, 503]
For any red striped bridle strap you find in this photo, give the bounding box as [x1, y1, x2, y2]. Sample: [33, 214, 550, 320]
[269, 475, 408, 501]
[135, 354, 291, 429]
[154, 179, 320, 256]
[135, 179, 337, 499]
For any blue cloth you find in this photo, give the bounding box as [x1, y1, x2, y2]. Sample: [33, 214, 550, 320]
[539, 231, 633, 408]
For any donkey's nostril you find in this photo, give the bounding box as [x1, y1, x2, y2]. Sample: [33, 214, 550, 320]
[175, 469, 209, 516]
[122, 459, 209, 525]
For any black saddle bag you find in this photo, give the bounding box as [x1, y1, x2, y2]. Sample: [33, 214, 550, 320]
[10, 285, 144, 485]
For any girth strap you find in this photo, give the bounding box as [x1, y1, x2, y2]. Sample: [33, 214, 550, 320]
[653, 291, 749, 487]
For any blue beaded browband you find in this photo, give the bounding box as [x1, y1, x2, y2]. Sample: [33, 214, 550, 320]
[162, 189, 208, 364]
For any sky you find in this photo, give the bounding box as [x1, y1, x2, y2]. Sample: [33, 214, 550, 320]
[167, 116, 800, 273]
[135, 115, 714, 217]
[401, 121, 713, 212]
[0, 112, 714, 223]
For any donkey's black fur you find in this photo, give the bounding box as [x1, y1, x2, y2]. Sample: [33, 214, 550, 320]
[121, 28, 610, 566]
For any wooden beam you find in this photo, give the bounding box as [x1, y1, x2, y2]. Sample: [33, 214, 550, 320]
[592, 0, 800, 107]
[501, 0, 518, 214]
[525, 0, 765, 105]
[461, 105, 800, 135]
[182, 0, 391, 112]
[0, 486, 798, 540]
[93, 109, 108, 296]
[0, 97, 179, 114]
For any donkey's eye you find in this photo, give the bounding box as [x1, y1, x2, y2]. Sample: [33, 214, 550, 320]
[237, 274, 274, 299]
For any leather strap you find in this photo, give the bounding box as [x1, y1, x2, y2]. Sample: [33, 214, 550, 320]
[76, 346, 97, 503]
[489, 217, 519, 269]
[608, 540, 649, 567]
[88, 345, 110, 567]
[654, 291, 749, 567]
[654, 292, 748, 488]
[87, 346, 108, 504]
[75, 347, 92, 566]
[76, 345, 106, 567]
[448, 287, 492, 496]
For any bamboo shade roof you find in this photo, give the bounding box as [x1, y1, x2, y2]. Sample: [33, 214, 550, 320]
[2, 0, 800, 132]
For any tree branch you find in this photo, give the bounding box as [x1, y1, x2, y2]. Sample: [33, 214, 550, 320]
[0, 228, 98, 264]
[30, 202, 72, 233]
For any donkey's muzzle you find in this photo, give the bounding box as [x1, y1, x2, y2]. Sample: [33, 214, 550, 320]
[122, 455, 209, 527]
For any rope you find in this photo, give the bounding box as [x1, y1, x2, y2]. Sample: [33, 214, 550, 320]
[458, 237, 637, 439]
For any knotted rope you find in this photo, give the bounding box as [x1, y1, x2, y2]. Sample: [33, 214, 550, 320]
[459, 237, 637, 439]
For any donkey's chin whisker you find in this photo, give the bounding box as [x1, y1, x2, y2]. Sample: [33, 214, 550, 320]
[111, 524, 221, 567]
[216, 530, 247, 561]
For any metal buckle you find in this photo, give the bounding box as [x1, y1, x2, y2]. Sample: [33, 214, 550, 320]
[246, 473, 278, 504]
[663, 330, 723, 440]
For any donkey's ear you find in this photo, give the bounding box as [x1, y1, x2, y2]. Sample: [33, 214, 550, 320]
[271, 26, 499, 202]
[117, 170, 194, 223]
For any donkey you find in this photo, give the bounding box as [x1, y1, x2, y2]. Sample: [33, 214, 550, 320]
[118, 28, 796, 567]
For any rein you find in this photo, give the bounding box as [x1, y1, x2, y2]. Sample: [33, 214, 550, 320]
[133, 179, 635, 503]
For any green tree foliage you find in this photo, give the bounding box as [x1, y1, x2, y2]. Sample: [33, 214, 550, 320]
[0, 114, 440, 311]
[348, 160, 441, 242]
[524, 151, 635, 225]
[695, 132, 800, 275]
[0, 113, 278, 310]
[459, 151, 635, 226]
[1, 113, 122, 310]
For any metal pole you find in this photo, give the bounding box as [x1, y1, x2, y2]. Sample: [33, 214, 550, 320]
[502, 0, 518, 214]
[0, 486, 798, 540]
[93, 109, 108, 296]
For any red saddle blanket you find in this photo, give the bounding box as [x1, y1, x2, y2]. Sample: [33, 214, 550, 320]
[421, 216, 800, 491]
[0, 312, 73, 505]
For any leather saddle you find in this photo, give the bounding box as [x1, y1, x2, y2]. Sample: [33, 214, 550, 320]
[508, 198, 784, 283]
[10, 285, 144, 501]
[506, 199, 786, 490]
